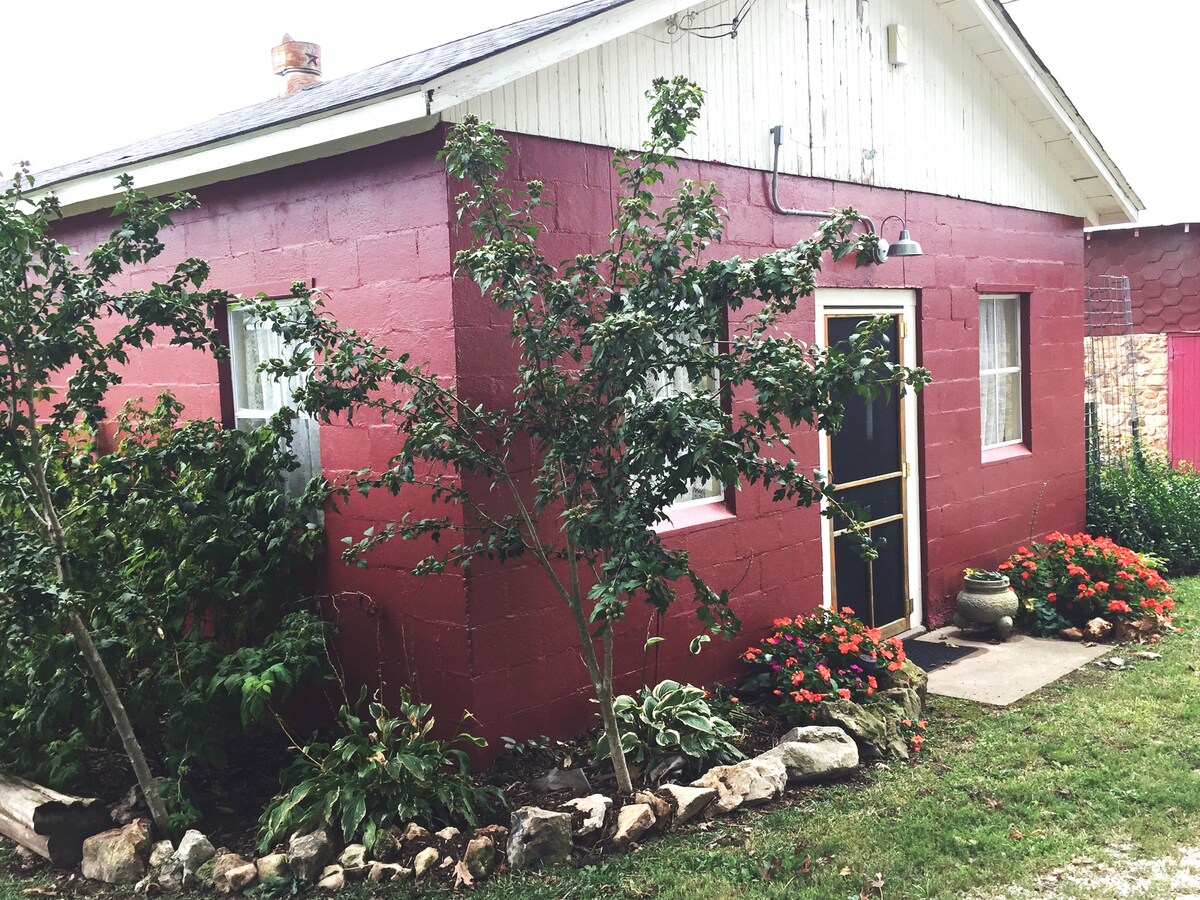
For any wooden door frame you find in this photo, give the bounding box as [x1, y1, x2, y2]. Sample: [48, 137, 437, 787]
[815, 288, 922, 635]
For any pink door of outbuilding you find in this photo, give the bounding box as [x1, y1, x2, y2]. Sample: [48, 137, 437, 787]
[1169, 333, 1200, 466]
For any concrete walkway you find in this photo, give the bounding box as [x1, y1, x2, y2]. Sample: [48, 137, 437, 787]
[914, 627, 1111, 706]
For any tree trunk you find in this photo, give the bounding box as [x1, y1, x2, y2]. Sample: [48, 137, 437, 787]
[23, 410, 171, 838]
[566, 599, 633, 794]
[64, 611, 171, 837]
[597, 627, 634, 794]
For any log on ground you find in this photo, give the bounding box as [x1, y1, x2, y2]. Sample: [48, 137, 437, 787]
[0, 773, 111, 868]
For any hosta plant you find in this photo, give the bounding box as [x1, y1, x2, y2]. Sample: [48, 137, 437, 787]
[739, 607, 907, 723]
[593, 680, 743, 777]
[259, 687, 501, 853]
[1001, 532, 1176, 637]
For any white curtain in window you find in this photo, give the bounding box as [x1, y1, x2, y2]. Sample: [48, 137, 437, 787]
[228, 306, 321, 502]
[980, 296, 1022, 446]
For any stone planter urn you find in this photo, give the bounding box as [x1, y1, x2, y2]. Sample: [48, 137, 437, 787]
[953, 572, 1019, 640]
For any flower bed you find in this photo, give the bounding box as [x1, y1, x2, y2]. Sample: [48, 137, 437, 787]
[737, 607, 926, 759]
[739, 607, 908, 722]
[1001, 532, 1176, 639]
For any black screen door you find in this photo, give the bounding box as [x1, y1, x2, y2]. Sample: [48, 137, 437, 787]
[825, 313, 910, 635]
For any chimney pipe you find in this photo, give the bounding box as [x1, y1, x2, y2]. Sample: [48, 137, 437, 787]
[272, 34, 321, 96]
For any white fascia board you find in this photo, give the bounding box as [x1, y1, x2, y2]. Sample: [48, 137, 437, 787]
[969, 0, 1142, 224]
[425, 0, 698, 113]
[46, 91, 433, 217]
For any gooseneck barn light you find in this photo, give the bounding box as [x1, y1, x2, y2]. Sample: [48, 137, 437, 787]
[767, 124, 923, 265]
[878, 214, 923, 258]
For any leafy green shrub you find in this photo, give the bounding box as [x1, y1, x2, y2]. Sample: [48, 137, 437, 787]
[0, 396, 330, 809]
[259, 687, 501, 852]
[1088, 455, 1200, 575]
[738, 607, 908, 723]
[592, 680, 743, 777]
[1002, 532, 1176, 636]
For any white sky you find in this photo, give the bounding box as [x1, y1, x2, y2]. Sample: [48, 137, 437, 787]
[3, 0, 1191, 225]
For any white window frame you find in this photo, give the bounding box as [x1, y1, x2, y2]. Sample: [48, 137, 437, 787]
[979, 294, 1025, 450]
[227, 301, 321, 496]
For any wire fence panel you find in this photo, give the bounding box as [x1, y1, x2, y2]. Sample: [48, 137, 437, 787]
[1084, 274, 1141, 470]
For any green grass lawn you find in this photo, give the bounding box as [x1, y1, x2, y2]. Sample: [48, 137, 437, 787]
[467, 577, 1200, 900]
[2, 580, 1198, 900]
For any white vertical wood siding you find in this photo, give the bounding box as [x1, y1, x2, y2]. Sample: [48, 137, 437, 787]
[445, 0, 1098, 221]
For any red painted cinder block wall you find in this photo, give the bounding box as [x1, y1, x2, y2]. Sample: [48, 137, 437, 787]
[49, 125, 1086, 754]
[50, 130, 476, 723]
[450, 131, 1087, 747]
[1085, 224, 1200, 333]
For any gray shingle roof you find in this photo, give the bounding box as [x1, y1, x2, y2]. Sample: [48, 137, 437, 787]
[36, 0, 632, 188]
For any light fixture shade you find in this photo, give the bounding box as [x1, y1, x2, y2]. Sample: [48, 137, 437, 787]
[889, 228, 923, 257]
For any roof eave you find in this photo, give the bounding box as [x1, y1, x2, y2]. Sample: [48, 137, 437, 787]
[976, 0, 1143, 224]
[44, 92, 434, 217]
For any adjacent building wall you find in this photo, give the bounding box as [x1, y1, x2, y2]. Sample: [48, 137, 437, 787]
[1085, 224, 1200, 460]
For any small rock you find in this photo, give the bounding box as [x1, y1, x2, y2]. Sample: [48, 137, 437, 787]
[612, 803, 655, 846]
[413, 847, 440, 878]
[647, 754, 687, 785]
[212, 852, 257, 895]
[658, 784, 716, 825]
[337, 844, 366, 870]
[110, 779, 167, 826]
[288, 825, 335, 884]
[632, 790, 670, 820]
[560, 794, 612, 837]
[149, 840, 175, 869]
[463, 835, 496, 880]
[475, 823, 509, 842]
[255, 853, 289, 882]
[371, 827, 403, 863]
[818, 698, 910, 760]
[367, 862, 412, 883]
[81, 818, 152, 885]
[316, 867, 344, 892]
[1097, 656, 1127, 669]
[744, 755, 788, 796]
[157, 858, 185, 892]
[507, 806, 573, 869]
[530, 766, 592, 795]
[110, 784, 143, 826]
[764, 726, 860, 782]
[194, 856, 217, 889]
[887, 658, 929, 707]
[1084, 616, 1113, 640]
[1133, 650, 1163, 660]
[320, 864, 343, 880]
[434, 826, 461, 843]
[134, 873, 156, 894]
[175, 830, 216, 874]
[401, 822, 431, 842]
[691, 759, 783, 815]
[1060, 627, 1084, 641]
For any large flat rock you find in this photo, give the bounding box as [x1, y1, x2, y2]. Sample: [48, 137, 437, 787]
[916, 627, 1110, 706]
